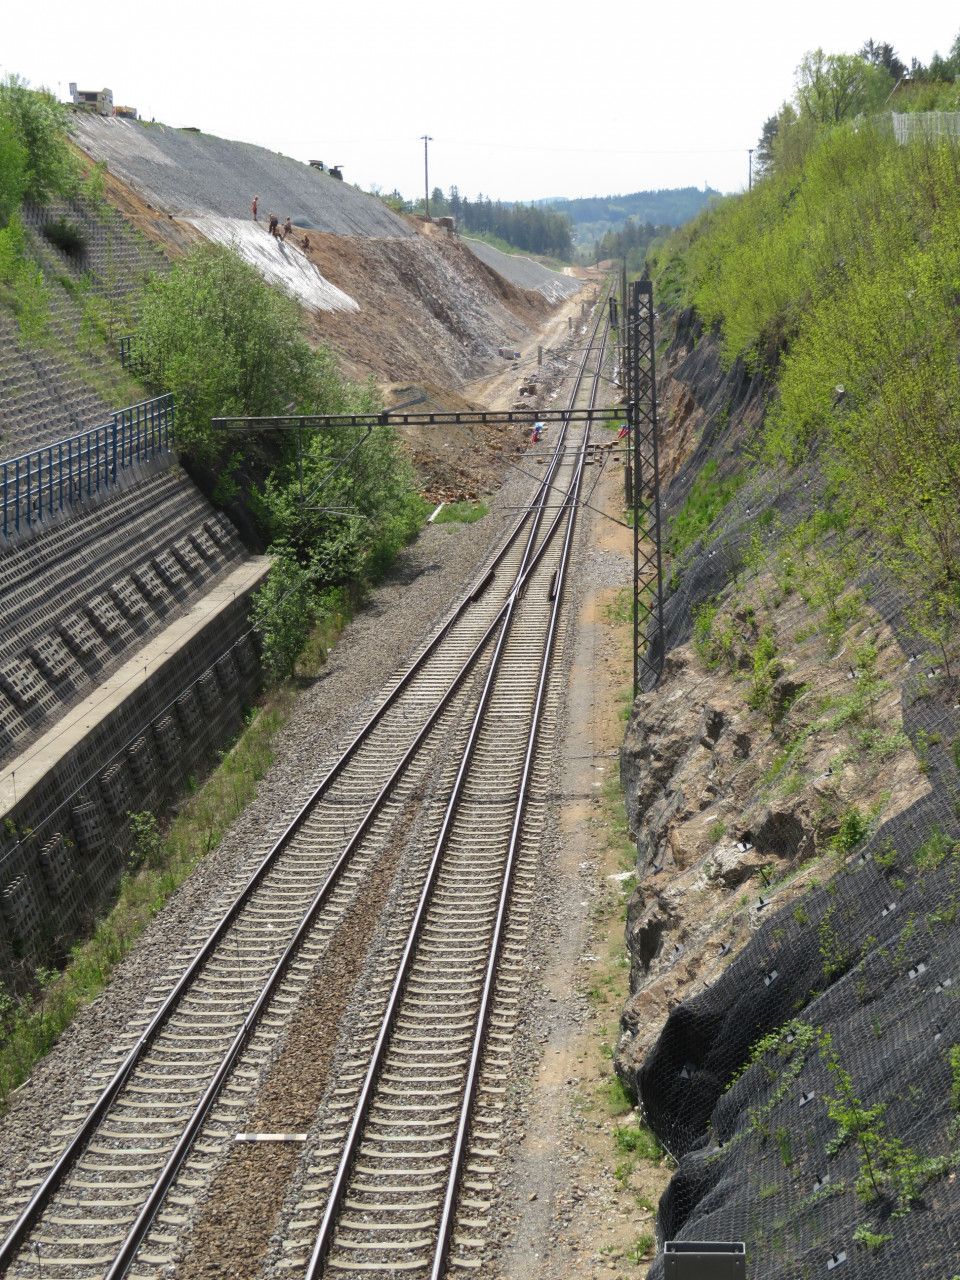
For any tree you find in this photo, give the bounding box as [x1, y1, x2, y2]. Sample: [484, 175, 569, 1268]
[755, 115, 780, 178]
[927, 32, 960, 82]
[0, 118, 28, 225]
[794, 50, 892, 124]
[0, 75, 78, 204]
[859, 39, 907, 82]
[136, 243, 320, 456]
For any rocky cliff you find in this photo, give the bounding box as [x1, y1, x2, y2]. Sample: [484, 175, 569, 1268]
[616, 312, 960, 1277]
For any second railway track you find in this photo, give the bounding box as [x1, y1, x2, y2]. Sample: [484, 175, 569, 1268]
[0, 293, 614, 1280]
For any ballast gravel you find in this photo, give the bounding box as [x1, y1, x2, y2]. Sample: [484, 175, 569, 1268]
[0, 448, 543, 1209]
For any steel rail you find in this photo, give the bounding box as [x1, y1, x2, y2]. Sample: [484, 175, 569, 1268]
[0, 290, 611, 1275]
[99, 298, 608, 1280]
[303, 308, 610, 1280]
[429, 322, 606, 1280]
[0, 366, 574, 1275]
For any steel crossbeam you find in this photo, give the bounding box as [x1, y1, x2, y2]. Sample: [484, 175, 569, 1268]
[211, 407, 622, 431]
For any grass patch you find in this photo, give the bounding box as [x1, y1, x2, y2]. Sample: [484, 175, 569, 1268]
[601, 1072, 635, 1117]
[614, 1122, 663, 1160]
[626, 1233, 655, 1264]
[667, 460, 744, 560]
[432, 499, 489, 525]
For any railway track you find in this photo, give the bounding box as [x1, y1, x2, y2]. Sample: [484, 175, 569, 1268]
[0, 296, 613, 1279]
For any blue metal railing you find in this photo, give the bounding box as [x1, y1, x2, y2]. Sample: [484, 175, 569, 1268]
[1, 394, 174, 540]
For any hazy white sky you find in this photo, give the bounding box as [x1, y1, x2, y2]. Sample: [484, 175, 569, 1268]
[3, 2, 956, 201]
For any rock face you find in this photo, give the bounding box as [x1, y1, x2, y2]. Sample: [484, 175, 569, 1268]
[618, 317, 960, 1278]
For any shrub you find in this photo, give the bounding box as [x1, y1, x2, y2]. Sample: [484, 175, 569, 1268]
[251, 551, 323, 683]
[667, 459, 743, 558]
[0, 75, 79, 204]
[136, 244, 320, 455]
[42, 216, 86, 258]
[0, 214, 49, 340]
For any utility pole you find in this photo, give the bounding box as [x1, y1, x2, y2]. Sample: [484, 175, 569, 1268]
[421, 134, 433, 220]
[748, 148, 754, 191]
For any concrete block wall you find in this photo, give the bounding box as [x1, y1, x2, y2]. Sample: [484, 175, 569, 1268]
[0, 467, 247, 767]
[0, 591, 262, 987]
[21, 199, 164, 305]
[0, 199, 165, 461]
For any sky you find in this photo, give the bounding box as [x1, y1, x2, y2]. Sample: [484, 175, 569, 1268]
[2, 2, 956, 202]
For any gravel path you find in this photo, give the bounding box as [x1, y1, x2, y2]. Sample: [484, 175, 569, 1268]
[70, 116, 412, 238]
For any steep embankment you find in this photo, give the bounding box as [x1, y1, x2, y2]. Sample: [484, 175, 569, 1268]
[462, 237, 584, 303]
[70, 115, 574, 385]
[617, 119, 960, 1278]
[69, 114, 585, 494]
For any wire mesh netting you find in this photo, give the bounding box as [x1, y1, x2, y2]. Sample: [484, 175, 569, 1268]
[622, 327, 960, 1278]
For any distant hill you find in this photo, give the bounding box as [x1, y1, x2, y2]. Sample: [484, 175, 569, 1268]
[537, 188, 721, 245]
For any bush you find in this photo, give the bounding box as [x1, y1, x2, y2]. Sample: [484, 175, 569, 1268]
[0, 117, 27, 225]
[656, 117, 960, 655]
[136, 243, 323, 457]
[42, 216, 86, 258]
[251, 552, 322, 683]
[0, 214, 49, 340]
[0, 75, 78, 204]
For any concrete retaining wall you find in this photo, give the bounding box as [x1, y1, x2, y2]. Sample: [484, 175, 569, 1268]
[0, 563, 268, 988]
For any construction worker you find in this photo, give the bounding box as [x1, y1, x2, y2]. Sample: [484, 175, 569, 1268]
[301, 233, 311, 251]
[251, 195, 259, 220]
[531, 421, 545, 443]
[268, 213, 279, 237]
[282, 216, 293, 240]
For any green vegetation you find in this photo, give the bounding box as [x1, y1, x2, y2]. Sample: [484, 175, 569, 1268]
[653, 37, 960, 649]
[0, 76, 84, 340]
[432, 499, 489, 525]
[0, 75, 79, 205]
[852, 1225, 891, 1252]
[667, 460, 743, 560]
[0, 216, 49, 341]
[542, 187, 720, 256]
[135, 243, 427, 680]
[589, 218, 665, 272]
[387, 185, 574, 259]
[746, 626, 783, 726]
[625, 1233, 655, 1264]
[820, 1028, 951, 1212]
[137, 244, 330, 456]
[614, 1122, 663, 1160]
[731, 1019, 958, 1241]
[601, 1073, 635, 1117]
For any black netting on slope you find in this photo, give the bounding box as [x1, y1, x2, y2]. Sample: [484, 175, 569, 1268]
[628, 350, 960, 1277]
